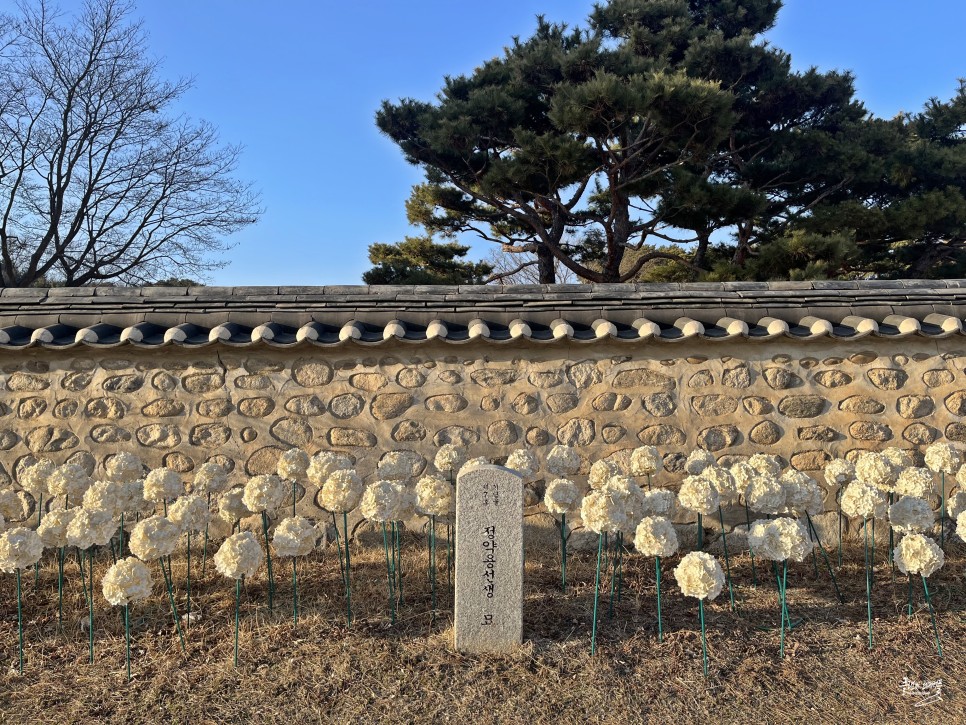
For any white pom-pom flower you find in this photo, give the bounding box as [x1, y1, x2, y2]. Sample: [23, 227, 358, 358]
[729, 461, 757, 490]
[544, 478, 581, 516]
[218, 488, 251, 525]
[634, 516, 678, 558]
[360, 480, 409, 522]
[824, 459, 855, 487]
[678, 476, 720, 516]
[377, 452, 413, 481]
[580, 489, 629, 535]
[144, 468, 182, 504]
[82, 480, 123, 518]
[434, 444, 467, 474]
[748, 454, 783, 477]
[271, 516, 318, 558]
[193, 462, 230, 496]
[128, 516, 179, 560]
[685, 449, 717, 475]
[102, 557, 153, 606]
[588, 460, 621, 490]
[957, 510, 966, 542]
[673, 551, 725, 600]
[117, 480, 150, 517]
[415, 475, 454, 518]
[546, 445, 581, 476]
[702, 467, 738, 506]
[840, 480, 888, 520]
[888, 496, 935, 535]
[277, 449, 309, 480]
[168, 495, 210, 534]
[630, 446, 662, 476]
[48, 463, 92, 503]
[894, 534, 944, 577]
[894, 468, 935, 499]
[67, 508, 117, 550]
[0, 527, 44, 572]
[780, 471, 824, 516]
[38, 508, 77, 548]
[306, 451, 353, 486]
[19, 459, 54, 498]
[320, 469, 364, 513]
[854, 452, 896, 491]
[948, 491, 966, 520]
[242, 475, 287, 514]
[505, 450, 538, 480]
[925, 442, 960, 474]
[882, 447, 913, 469]
[743, 475, 786, 515]
[748, 517, 810, 562]
[106, 453, 143, 483]
[214, 531, 264, 580]
[640, 489, 676, 518]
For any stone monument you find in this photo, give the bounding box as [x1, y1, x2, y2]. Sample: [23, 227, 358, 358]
[454, 464, 524, 653]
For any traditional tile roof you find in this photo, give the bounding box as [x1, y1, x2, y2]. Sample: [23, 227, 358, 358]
[0, 280, 964, 348]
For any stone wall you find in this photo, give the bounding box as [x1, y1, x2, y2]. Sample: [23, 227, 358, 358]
[3, 334, 965, 521]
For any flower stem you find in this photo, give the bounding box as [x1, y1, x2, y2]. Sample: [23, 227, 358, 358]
[88, 547, 95, 664]
[591, 533, 602, 656]
[655, 556, 663, 643]
[186, 531, 191, 628]
[560, 513, 567, 593]
[865, 518, 873, 650]
[717, 506, 736, 611]
[234, 578, 240, 667]
[922, 575, 943, 657]
[119, 511, 125, 557]
[805, 512, 843, 604]
[837, 490, 843, 568]
[383, 523, 396, 623]
[332, 511, 346, 590]
[430, 515, 437, 618]
[57, 546, 64, 631]
[261, 512, 274, 610]
[292, 479, 297, 518]
[292, 556, 298, 626]
[34, 494, 42, 585]
[394, 521, 403, 605]
[202, 493, 211, 578]
[941, 471, 946, 548]
[160, 557, 187, 654]
[343, 512, 352, 625]
[779, 560, 788, 659]
[907, 573, 914, 618]
[744, 502, 757, 587]
[699, 599, 708, 677]
[125, 604, 131, 682]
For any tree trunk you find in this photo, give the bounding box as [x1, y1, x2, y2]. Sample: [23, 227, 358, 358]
[694, 230, 711, 270]
[537, 244, 556, 284]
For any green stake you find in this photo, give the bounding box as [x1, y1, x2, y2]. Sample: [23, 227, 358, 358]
[805, 512, 843, 604]
[779, 560, 788, 659]
[907, 573, 914, 618]
[655, 556, 663, 642]
[57, 546, 65, 631]
[382, 523, 396, 623]
[430, 515, 437, 618]
[261, 512, 274, 610]
[343, 511, 352, 625]
[125, 604, 131, 682]
[744, 502, 757, 587]
[201, 493, 211, 578]
[717, 506, 736, 611]
[560, 513, 567, 593]
[940, 471, 946, 548]
[160, 557, 187, 654]
[16, 568, 23, 674]
[865, 518, 873, 650]
[332, 511, 346, 590]
[234, 578, 240, 667]
[186, 531, 191, 628]
[88, 547, 95, 664]
[591, 532, 603, 655]
[699, 599, 709, 677]
[922, 576, 943, 657]
[292, 556, 299, 626]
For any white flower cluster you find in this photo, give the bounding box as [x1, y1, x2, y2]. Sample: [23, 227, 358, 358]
[67, 508, 117, 550]
[894, 534, 944, 577]
[242, 475, 287, 513]
[854, 452, 896, 491]
[580, 488, 630, 535]
[640, 489, 676, 518]
[840, 480, 887, 520]
[823, 458, 855, 487]
[360, 480, 413, 522]
[193, 462, 230, 496]
[38, 508, 77, 548]
[377, 452, 413, 481]
[144, 468, 182, 504]
[588, 460, 621, 490]
[544, 478, 581, 516]
[128, 516, 179, 561]
[748, 454, 782, 477]
[306, 451, 353, 486]
[277, 449, 310, 480]
[83, 480, 123, 518]
[630, 446, 662, 476]
[434, 444, 467, 474]
[743, 474, 786, 514]
[957, 510, 966, 542]
[677, 476, 720, 516]
[505, 449, 537, 480]
[106, 452, 143, 483]
[703, 467, 738, 506]
[925, 442, 961, 474]
[415, 475, 454, 518]
[685, 450, 716, 475]
[729, 461, 757, 490]
[546, 445, 581, 476]
[459, 457, 490, 476]
[948, 491, 966, 520]
[118, 480, 150, 517]
[888, 496, 934, 535]
[894, 468, 935, 499]
[168, 494, 209, 534]
[780, 471, 824, 516]
[214, 531, 265, 580]
[320, 470, 364, 513]
[20, 459, 54, 498]
[882, 447, 913, 469]
[673, 551, 725, 600]
[0, 526, 44, 572]
[101, 557, 153, 606]
[48, 463, 92, 503]
[271, 516, 318, 557]
[748, 517, 810, 562]
[633, 516, 678, 558]
[218, 488, 251, 525]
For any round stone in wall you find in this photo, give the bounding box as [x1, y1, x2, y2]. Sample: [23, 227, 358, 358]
[438, 370, 462, 384]
[245, 445, 285, 475]
[848, 421, 893, 442]
[487, 420, 519, 445]
[642, 392, 675, 417]
[89, 424, 131, 444]
[61, 371, 93, 391]
[944, 423, 966, 443]
[150, 372, 178, 392]
[85, 397, 126, 420]
[566, 361, 602, 389]
[813, 370, 852, 388]
[181, 372, 224, 394]
[638, 424, 686, 446]
[238, 397, 276, 418]
[350, 372, 388, 392]
[392, 420, 426, 442]
[329, 394, 364, 419]
[141, 399, 186, 417]
[687, 370, 714, 388]
[697, 424, 740, 451]
[397, 368, 427, 388]
[777, 395, 827, 418]
[292, 358, 334, 387]
[25, 425, 78, 453]
[528, 370, 563, 388]
[7, 372, 49, 392]
[164, 452, 194, 473]
[903, 423, 939, 445]
[67, 450, 96, 475]
[923, 369, 955, 388]
[613, 368, 674, 390]
[285, 395, 326, 416]
[196, 398, 234, 418]
[866, 368, 908, 390]
[896, 395, 934, 419]
[102, 374, 143, 393]
[556, 418, 595, 446]
[797, 425, 839, 442]
[510, 393, 539, 415]
[601, 424, 626, 444]
[425, 394, 468, 413]
[270, 417, 313, 447]
[592, 393, 631, 412]
[0, 430, 20, 450]
[763, 368, 802, 390]
[742, 396, 774, 415]
[525, 427, 551, 446]
[944, 391, 966, 416]
[53, 400, 78, 419]
[136, 424, 182, 449]
[690, 394, 738, 417]
[480, 395, 502, 412]
[234, 374, 272, 390]
[749, 420, 783, 445]
[546, 393, 578, 414]
[789, 450, 830, 471]
[432, 426, 479, 447]
[189, 423, 232, 448]
[838, 395, 885, 415]
[18, 398, 47, 419]
[371, 393, 414, 420]
[721, 366, 751, 389]
[469, 369, 517, 387]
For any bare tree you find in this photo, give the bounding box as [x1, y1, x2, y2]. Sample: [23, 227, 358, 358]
[483, 245, 579, 285]
[0, 0, 259, 287]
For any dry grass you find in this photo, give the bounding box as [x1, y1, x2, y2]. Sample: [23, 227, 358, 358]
[1, 522, 964, 724]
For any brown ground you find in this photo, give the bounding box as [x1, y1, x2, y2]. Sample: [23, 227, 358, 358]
[0, 523, 962, 724]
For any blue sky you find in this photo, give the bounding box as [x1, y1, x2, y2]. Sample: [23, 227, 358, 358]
[3, 1, 964, 284]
